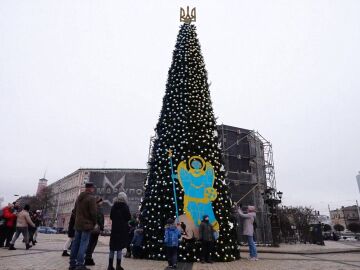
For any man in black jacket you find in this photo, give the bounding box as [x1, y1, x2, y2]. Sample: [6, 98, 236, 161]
[84, 197, 105, 266]
[199, 215, 215, 264]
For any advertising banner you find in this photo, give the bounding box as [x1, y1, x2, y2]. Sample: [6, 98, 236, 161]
[89, 170, 146, 214]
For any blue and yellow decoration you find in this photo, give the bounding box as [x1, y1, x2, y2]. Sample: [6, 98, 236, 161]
[175, 156, 219, 231]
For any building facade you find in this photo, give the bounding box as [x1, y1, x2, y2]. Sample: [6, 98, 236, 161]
[36, 178, 48, 197]
[45, 168, 147, 230]
[330, 205, 360, 230]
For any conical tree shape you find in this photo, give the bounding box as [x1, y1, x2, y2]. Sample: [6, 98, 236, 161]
[140, 23, 239, 262]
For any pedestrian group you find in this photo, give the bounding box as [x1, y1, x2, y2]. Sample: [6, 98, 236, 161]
[1, 182, 259, 270]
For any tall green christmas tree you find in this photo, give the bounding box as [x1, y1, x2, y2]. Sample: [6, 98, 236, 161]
[140, 18, 239, 262]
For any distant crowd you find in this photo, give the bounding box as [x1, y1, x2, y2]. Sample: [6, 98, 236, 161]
[1, 182, 259, 270]
[0, 202, 41, 249]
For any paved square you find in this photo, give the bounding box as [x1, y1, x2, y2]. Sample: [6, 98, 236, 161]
[0, 234, 359, 270]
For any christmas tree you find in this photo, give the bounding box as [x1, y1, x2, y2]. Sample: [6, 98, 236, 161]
[140, 20, 239, 262]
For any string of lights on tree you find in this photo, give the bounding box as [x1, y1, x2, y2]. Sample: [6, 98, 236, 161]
[139, 14, 239, 262]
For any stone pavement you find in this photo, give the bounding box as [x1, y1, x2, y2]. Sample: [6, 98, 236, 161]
[241, 239, 360, 255]
[0, 234, 360, 270]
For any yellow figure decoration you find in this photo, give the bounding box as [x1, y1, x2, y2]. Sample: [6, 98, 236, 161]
[174, 156, 219, 231]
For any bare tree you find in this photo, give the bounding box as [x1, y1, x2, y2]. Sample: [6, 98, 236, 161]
[323, 224, 332, 232]
[278, 206, 315, 243]
[348, 223, 360, 239]
[333, 224, 345, 233]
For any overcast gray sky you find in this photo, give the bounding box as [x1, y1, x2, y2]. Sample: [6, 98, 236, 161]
[1, 0, 359, 214]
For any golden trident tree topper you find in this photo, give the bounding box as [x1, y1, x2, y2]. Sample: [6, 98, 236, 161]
[180, 6, 196, 24]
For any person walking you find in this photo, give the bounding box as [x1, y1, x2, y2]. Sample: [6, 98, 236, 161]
[164, 218, 181, 269]
[84, 197, 105, 265]
[31, 210, 42, 245]
[69, 182, 97, 270]
[8, 204, 35, 250]
[62, 208, 76, 256]
[108, 192, 131, 270]
[238, 205, 258, 261]
[28, 211, 41, 245]
[198, 215, 215, 264]
[0, 203, 17, 248]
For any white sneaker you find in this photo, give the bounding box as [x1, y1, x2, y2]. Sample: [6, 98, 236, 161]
[249, 257, 258, 261]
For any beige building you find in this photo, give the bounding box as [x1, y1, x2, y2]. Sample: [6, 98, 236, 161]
[45, 169, 89, 228]
[330, 205, 360, 230]
[44, 168, 146, 230]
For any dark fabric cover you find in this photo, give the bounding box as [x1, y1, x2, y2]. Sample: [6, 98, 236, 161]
[110, 201, 131, 250]
[74, 192, 97, 231]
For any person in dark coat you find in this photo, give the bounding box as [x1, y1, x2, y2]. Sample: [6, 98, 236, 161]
[198, 215, 215, 264]
[62, 208, 76, 256]
[31, 210, 42, 244]
[28, 211, 41, 245]
[85, 197, 105, 265]
[108, 192, 131, 270]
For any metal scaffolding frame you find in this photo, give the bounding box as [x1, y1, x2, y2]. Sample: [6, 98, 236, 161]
[220, 127, 278, 194]
[249, 130, 277, 192]
[219, 125, 279, 245]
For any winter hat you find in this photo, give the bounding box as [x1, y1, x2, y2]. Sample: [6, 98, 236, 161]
[85, 182, 95, 188]
[247, 205, 256, 212]
[117, 192, 128, 204]
[167, 218, 174, 225]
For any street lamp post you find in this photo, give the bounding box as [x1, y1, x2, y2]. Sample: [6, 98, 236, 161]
[262, 188, 283, 247]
